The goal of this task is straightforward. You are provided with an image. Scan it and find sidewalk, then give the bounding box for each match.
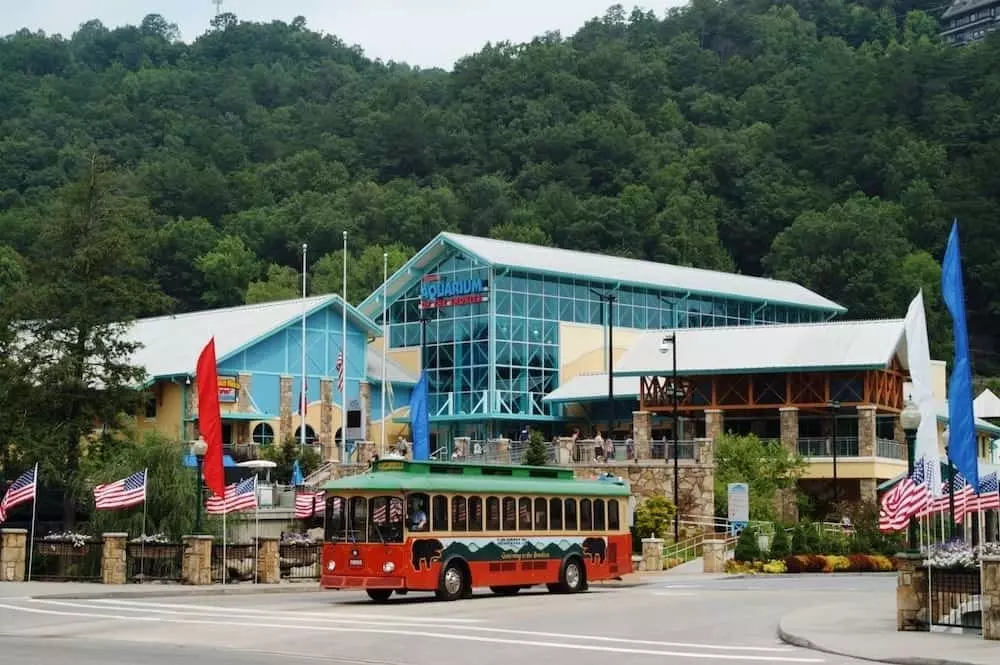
[0,581,321,600]
[778,592,998,665]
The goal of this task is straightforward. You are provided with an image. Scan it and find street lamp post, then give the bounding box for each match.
[659,333,680,544]
[942,429,957,540]
[191,437,208,534]
[899,399,922,551]
[591,290,618,448]
[829,400,840,507]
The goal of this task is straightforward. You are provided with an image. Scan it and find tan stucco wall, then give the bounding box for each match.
[801,458,907,480]
[136,380,184,440]
[558,322,642,383]
[930,360,947,401]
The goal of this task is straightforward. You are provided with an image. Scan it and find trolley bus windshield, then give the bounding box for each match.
[325,495,405,543]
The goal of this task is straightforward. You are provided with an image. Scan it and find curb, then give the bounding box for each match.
[777,618,983,665]
[32,584,323,601]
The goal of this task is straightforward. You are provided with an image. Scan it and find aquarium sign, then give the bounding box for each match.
[218,376,240,403]
[419,274,489,309]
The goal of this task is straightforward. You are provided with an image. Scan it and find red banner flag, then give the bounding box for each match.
[196,338,225,498]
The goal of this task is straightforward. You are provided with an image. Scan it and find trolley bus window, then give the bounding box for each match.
[407,493,429,531]
[469,497,484,531]
[348,496,368,542]
[518,497,532,530]
[486,497,500,530]
[432,495,449,531]
[502,497,517,530]
[534,498,548,530]
[324,496,345,541]
[594,499,606,530]
[580,499,593,531]
[608,499,620,530]
[565,498,578,531]
[549,498,563,530]
[368,496,404,543]
[452,496,468,531]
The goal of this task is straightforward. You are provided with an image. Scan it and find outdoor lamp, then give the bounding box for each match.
[900,400,921,431]
[192,438,208,458]
[659,333,675,355]
[192,438,208,533]
[658,332,680,544]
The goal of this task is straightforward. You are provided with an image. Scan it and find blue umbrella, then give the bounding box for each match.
[291,459,305,486]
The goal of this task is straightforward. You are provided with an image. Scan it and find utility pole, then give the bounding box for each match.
[213,0,224,16]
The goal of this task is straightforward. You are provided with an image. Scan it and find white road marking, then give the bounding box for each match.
[0,603,824,662]
[11,600,804,656]
[660,584,702,589]
[651,591,697,596]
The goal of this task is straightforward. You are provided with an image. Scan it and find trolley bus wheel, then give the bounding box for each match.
[557,557,585,594]
[490,585,520,596]
[366,589,393,603]
[436,562,467,601]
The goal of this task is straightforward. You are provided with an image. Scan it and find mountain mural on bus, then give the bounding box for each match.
[409,536,607,571]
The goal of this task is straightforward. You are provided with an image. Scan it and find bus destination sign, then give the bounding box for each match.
[419,275,489,309]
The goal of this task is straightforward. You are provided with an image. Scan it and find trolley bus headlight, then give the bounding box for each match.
[382,562,395,573]
[327,560,336,572]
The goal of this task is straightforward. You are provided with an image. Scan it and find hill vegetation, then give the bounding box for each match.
[1,1,999,377]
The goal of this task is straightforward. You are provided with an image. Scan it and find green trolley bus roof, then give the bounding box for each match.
[323,459,631,497]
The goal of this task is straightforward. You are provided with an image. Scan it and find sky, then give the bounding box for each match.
[1,0,670,70]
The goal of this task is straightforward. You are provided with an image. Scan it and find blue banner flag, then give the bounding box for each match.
[291,459,305,487]
[941,220,979,491]
[410,370,430,461]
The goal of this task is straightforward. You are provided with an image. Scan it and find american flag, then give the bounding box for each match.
[93,470,147,510]
[879,477,913,532]
[0,466,37,525]
[373,502,387,523]
[206,477,258,515]
[336,350,344,393]
[976,472,999,512]
[389,500,402,521]
[294,491,325,519]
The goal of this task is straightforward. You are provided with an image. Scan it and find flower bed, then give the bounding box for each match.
[924,540,1000,570]
[725,553,896,575]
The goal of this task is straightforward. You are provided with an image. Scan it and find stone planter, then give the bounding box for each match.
[39,541,92,557]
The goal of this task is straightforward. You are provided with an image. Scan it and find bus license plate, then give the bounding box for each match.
[349,559,363,567]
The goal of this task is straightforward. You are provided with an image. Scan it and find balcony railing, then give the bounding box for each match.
[876,438,907,460]
[797,437,860,458]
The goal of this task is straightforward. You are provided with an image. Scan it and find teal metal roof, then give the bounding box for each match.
[359,232,845,319]
[323,460,631,497]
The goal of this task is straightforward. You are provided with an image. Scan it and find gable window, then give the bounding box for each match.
[293,425,318,445]
[252,423,275,446]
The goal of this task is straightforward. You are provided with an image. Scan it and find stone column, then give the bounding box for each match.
[703,540,727,574]
[101,533,128,585]
[0,528,28,582]
[704,409,723,441]
[360,380,371,442]
[894,416,906,445]
[779,407,799,455]
[496,438,511,464]
[895,552,929,631]
[694,438,716,529]
[641,537,663,572]
[857,404,877,457]
[859,478,877,504]
[320,377,334,459]
[184,381,197,441]
[633,411,651,460]
[182,535,213,586]
[237,372,253,412]
[557,437,575,465]
[355,440,376,465]
[983,556,1000,641]
[256,537,280,584]
[279,375,294,442]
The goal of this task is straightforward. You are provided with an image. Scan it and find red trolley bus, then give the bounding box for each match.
[320,458,633,602]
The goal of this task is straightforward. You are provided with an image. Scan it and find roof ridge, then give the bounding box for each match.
[442,231,832,293]
[135,294,335,325]
[644,318,905,335]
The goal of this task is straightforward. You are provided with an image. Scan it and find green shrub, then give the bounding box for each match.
[804,521,822,553]
[790,524,809,554]
[769,525,791,559]
[521,429,548,466]
[734,526,762,562]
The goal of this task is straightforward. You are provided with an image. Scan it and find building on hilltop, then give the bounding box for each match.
[358,231,845,450]
[940,0,1000,45]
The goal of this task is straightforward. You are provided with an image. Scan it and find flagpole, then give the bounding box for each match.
[26,463,38,583]
[380,251,388,458]
[254,500,260,585]
[222,508,227,586]
[301,242,308,453]
[140,468,148,583]
[342,231,348,464]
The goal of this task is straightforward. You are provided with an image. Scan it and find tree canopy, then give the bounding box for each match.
[0,3,998,372]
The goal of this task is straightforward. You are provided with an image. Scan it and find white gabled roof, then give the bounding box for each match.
[128,295,380,380]
[543,373,640,403]
[442,232,845,312]
[974,389,1000,420]
[613,319,907,377]
[365,347,417,385]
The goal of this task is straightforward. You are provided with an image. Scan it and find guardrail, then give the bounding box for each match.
[876,438,907,460]
[797,437,860,458]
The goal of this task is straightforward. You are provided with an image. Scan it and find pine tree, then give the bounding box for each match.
[770,524,791,559]
[522,429,549,466]
[734,526,762,563]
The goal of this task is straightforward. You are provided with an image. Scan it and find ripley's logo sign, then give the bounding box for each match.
[419,275,489,309]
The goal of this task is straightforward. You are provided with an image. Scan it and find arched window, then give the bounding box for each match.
[293,425,318,445]
[252,423,275,446]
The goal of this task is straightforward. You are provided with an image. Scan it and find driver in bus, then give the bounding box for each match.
[411,500,428,531]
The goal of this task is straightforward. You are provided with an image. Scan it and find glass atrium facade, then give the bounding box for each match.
[381,247,834,435]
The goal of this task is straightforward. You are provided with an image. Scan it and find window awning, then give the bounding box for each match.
[182,454,239,468]
[185,412,277,422]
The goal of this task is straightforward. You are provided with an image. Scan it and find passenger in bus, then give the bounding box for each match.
[410,500,428,531]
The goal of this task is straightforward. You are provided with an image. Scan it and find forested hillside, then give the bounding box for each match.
[2,1,1000,372]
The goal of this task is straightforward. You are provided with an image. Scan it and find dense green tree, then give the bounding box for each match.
[246,264,301,304]
[714,433,806,522]
[521,429,549,466]
[196,236,262,307]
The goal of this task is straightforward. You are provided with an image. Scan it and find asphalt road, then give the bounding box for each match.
[0,574,894,664]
